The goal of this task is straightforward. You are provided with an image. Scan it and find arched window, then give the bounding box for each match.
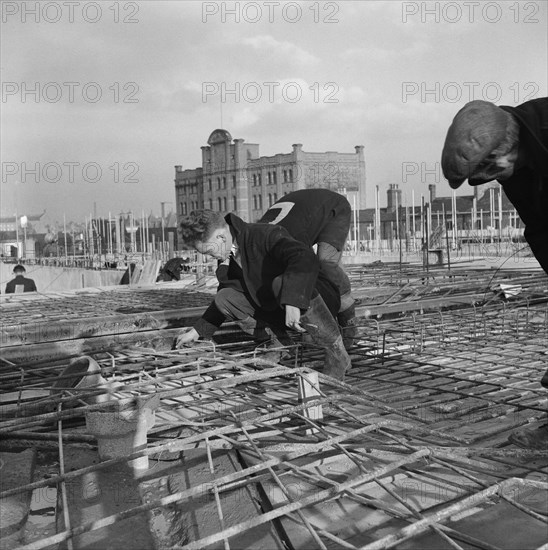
[217,197,222,211]
[233,196,237,211]
[223,197,227,210]
[273,171,277,185]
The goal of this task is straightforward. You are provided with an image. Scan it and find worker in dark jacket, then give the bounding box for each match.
[4,264,37,293]
[441,97,548,449]
[175,210,351,380]
[258,189,357,348]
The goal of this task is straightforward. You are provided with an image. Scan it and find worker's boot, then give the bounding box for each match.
[337,301,358,350]
[300,295,352,381]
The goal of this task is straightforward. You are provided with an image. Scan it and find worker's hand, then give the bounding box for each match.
[175,327,200,348]
[285,305,306,333]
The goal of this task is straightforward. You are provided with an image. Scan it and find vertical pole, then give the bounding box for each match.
[451,191,457,249]
[161,212,166,260]
[71,228,75,263]
[425,202,429,273]
[489,188,494,243]
[108,212,112,256]
[411,190,416,252]
[421,196,425,268]
[405,197,410,254]
[14,212,19,259]
[353,194,358,254]
[498,187,503,249]
[89,213,94,261]
[443,203,451,271]
[63,213,68,265]
[145,213,150,255]
[375,185,380,254]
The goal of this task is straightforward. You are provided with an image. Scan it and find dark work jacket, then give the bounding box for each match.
[499,97,548,274]
[194,214,323,338]
[5,275,37,293]
[258,188,351,249]
[226,213,320,311]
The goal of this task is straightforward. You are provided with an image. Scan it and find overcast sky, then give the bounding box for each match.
[1,0,546,222]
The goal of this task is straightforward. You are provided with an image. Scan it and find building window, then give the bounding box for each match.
[223,197,227,210]
[258,195,263,209]
[233,196,237,210]
[208,179,212,191]
[258,174,262,186]
[182,202,188,215]
[289,169,293,182]
[253,195,258,209]
[283,170,287,183]
[232,175,236,188]
[217,177,221,190]
[273,171,277,185]
[253,174,257,186]
[273,193,277,202]
[268,172,272,185]
[268,193,272,207]
[222,177,226,189]
[218,197,222,211]
[208,199,213,210]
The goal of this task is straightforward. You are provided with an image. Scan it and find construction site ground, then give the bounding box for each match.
[1,261,547,550]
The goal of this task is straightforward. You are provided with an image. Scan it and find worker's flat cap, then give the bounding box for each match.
[441,100,510,189]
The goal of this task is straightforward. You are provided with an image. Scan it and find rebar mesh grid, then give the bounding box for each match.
[1,333,546,550]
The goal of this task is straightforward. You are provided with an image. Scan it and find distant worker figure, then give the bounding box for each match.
[5,264,37,294]
[43,232,63,258]
[259,189,358,348]
[441,97,548,449]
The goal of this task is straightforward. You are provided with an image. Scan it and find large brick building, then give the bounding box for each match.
[175,129,366,223]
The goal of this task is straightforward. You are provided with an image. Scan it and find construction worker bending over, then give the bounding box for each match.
[259,189,358,348]
[441,97,548,449]
[175,210,352,381]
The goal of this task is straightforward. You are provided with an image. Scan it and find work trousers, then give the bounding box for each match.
[317,242,353,311]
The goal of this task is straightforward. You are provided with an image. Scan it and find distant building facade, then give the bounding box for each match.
[175,129,366,223]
